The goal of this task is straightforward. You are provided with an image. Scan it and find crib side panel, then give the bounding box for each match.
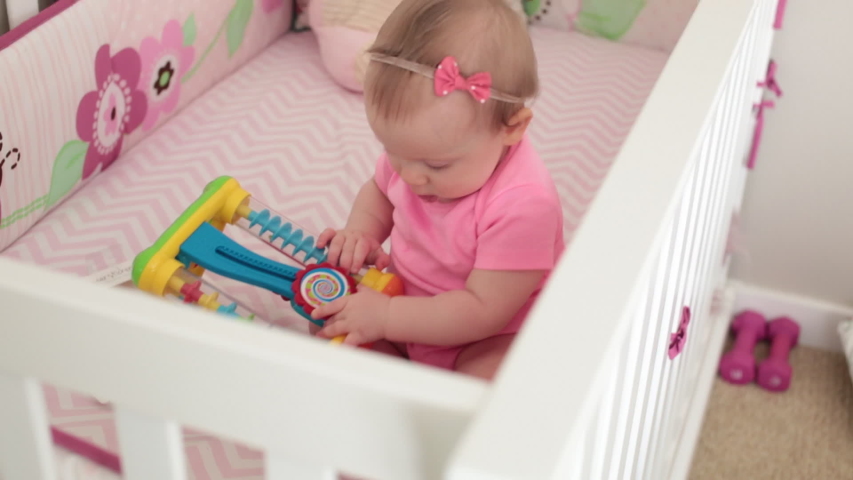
[446,0,777,477]
[0,0,292,251]
[654,1,781,476]
[0,256,487,480]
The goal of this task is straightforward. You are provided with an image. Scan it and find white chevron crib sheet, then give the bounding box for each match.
[2,27,667,480]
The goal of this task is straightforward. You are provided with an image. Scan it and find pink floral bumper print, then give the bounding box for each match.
[44,45,149,210]
[139,20,196,131]
[0,131,22,225]
[76,45,148,180]
[262,0,283,13]
[36,0,264,220]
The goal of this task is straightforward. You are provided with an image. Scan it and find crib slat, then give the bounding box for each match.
[5,0,40,29]
[265,453,337,480]
[115,407,186,480]
[0,372,56,480]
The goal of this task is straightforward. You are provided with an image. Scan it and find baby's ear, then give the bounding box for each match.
[502,107,533,145]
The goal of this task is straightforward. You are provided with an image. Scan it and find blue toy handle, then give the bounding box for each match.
[177,222,300,299]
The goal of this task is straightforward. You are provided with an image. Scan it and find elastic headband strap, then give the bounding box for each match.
[370,54,525,104]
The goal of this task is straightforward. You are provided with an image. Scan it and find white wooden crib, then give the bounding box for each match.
[0,0,780,477]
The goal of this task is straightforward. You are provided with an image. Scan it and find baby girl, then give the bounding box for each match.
[311,0,564,380]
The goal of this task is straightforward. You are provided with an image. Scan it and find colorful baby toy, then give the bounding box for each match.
[131,176,404,346]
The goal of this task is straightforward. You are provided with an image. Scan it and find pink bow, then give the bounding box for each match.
[668,306,691,360]
[758,60,783,98]
[433,56,492,103]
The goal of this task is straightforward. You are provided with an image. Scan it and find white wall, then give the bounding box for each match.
[731,0,853,306]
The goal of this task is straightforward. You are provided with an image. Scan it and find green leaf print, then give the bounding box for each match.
[523,0,541,17]
[0,196,47,229]
[226,0,254,57]
[576,0,646,41]
[45,140,87,209]
[183,14,197,46]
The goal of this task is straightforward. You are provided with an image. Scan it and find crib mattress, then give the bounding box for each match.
[4,28,667,479]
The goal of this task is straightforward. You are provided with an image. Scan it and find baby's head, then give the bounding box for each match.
[364,0,539,201]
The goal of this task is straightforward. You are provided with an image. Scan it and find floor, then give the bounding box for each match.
[689,344,853,479]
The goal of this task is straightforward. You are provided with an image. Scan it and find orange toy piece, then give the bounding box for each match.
[359,268,405,297]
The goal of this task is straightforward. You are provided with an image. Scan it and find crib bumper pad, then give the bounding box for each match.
[523,0,700,53]
[0,0,293,251]
[301,0,699,93]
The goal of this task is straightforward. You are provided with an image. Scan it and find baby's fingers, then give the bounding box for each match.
[326,233,346,266]
[317,319,347,339]
[311,296,347,320]
[368,248,391,271]
[338,237,359,271]
[316,228,337,248]
[349,239,372,274]
[342,331,366,346]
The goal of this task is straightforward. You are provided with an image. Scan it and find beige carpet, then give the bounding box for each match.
[689,344,853,479]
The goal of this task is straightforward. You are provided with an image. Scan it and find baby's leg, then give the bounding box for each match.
[454,334,516,381]
[370,340,409,358]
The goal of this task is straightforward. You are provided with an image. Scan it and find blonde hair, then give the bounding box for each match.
[364,0,539,131]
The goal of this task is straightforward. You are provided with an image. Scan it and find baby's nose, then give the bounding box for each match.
[399,166,427,186]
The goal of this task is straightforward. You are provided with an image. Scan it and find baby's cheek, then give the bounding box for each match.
[456,167,493,193]
[441,176,477,198]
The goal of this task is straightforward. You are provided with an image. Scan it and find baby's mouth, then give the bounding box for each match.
[418,194,438,203]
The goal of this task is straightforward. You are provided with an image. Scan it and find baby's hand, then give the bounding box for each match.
[317,228,390,274]
[312,288,391,346]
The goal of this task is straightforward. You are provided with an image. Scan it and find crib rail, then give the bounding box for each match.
[447,0,778,478]
[0,257,487,480]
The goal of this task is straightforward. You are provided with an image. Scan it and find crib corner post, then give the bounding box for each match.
[0,371,56,480]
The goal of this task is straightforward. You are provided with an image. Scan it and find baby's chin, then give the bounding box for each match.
[414,185,479,203]
[418,193,468,204]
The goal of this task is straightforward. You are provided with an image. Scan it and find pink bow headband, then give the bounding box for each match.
[370,55,524,104]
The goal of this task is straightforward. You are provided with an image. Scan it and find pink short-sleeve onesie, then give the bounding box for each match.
[373,135,565,370]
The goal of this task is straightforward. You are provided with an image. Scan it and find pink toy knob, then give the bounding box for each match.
[719,310,766,385]
[756,316,799,392]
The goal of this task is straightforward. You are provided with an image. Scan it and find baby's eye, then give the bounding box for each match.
[425,162,450,171]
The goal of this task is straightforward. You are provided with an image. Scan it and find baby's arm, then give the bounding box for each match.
[344,178,394,242]
[314,182,563,347]
[318,177,394,272]
[386,185,561,345]
[385,269,546,346]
